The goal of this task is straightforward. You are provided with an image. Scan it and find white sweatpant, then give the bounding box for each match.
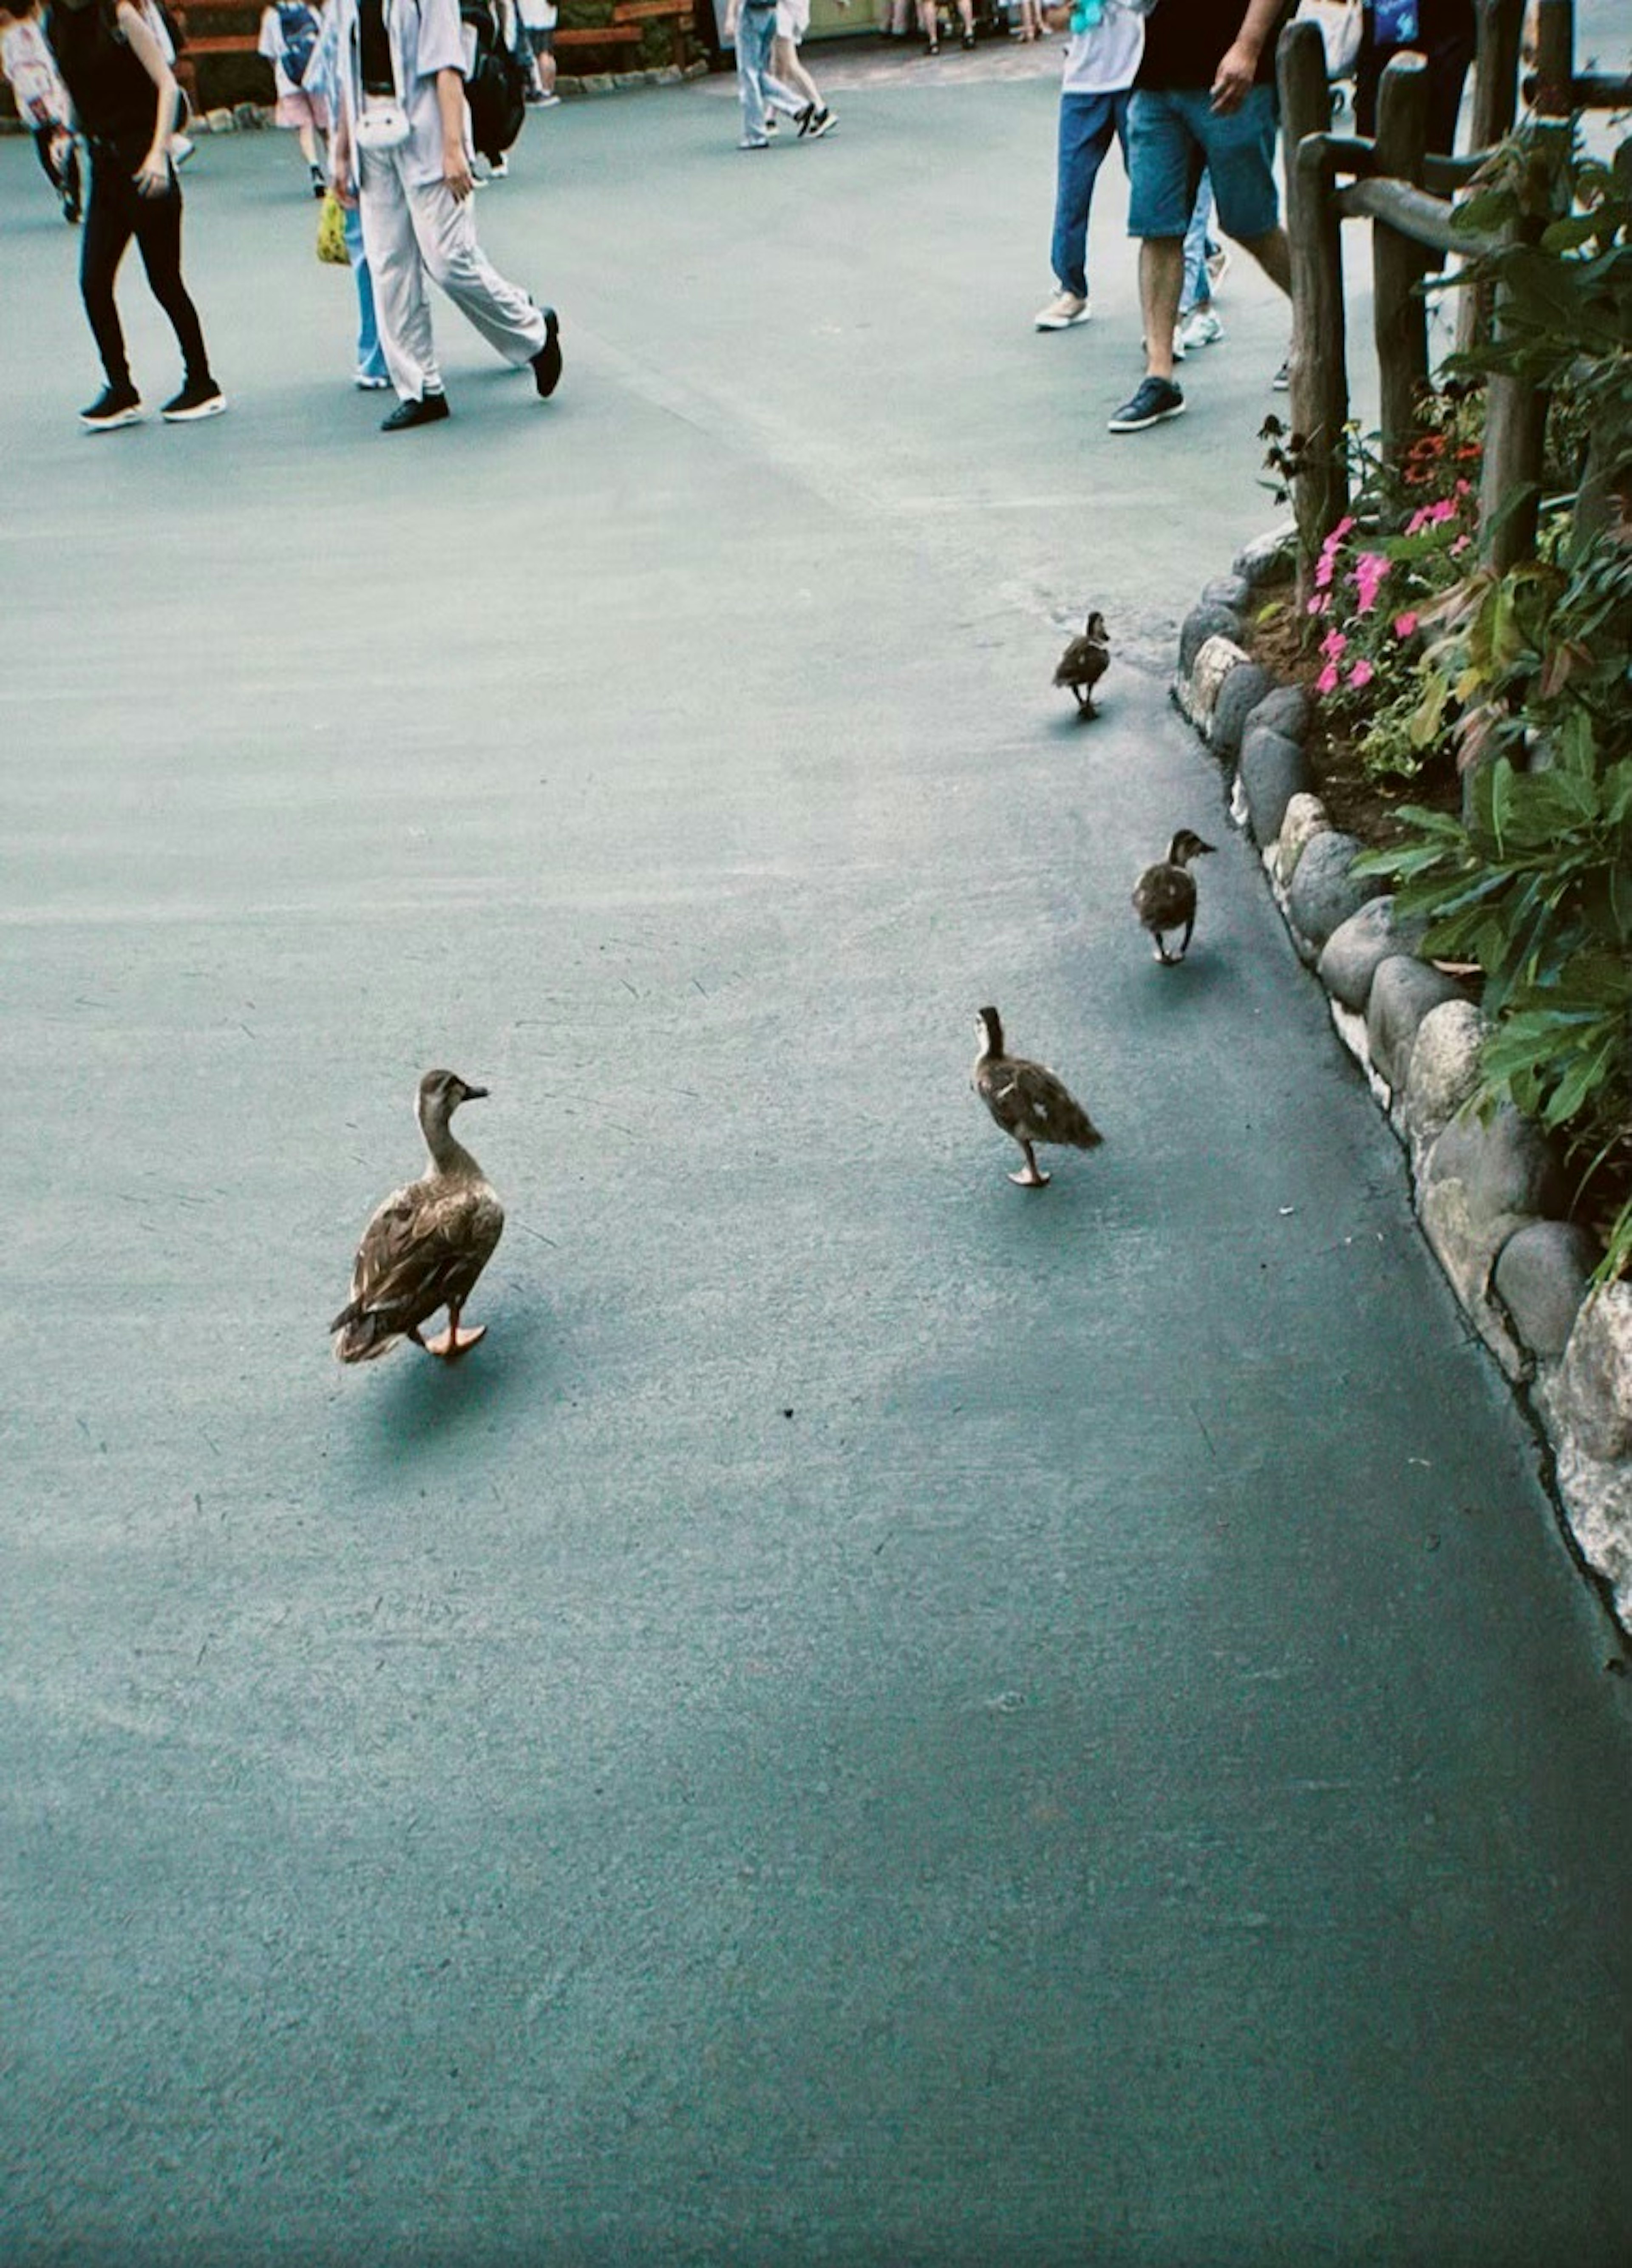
[358,139,547,402]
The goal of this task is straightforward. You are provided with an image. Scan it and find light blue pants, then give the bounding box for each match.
[1180,172,1218,317]
[343,197,389,383]
[734,3,802,141]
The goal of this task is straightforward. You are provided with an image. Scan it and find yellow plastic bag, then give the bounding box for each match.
[316,192,348,266]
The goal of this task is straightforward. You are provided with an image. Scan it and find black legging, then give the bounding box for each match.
[80,143,212,391]
[1354,0,1476,156]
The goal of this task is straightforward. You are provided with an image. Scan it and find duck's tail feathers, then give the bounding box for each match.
[330,1303,402,1363]
[1060,1099,1104,1150]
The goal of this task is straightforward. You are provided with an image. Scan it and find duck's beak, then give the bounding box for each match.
[460,1082,490,1102]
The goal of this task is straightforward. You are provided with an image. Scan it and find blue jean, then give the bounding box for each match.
[733,3,802,141]
[343,197,388,382]
[1049,87,1129,300]
[1180,170,1217,315]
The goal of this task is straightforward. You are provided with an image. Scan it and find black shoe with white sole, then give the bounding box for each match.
[80,383,143,431]
[1107,375,1185,433]
[380,391,450,431]
[530,306,562,399]
[162,379,227,422]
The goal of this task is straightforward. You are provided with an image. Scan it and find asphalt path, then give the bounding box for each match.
[3,52,1631,2266]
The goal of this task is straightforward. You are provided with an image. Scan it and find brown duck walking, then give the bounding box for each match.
[331,1069,505,1363]
[972,1006,1103,1188]
[1132,829,1216,964]
[1053,609,1110,718]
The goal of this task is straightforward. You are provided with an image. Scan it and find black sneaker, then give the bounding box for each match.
[380,391,450,431]
[530,306,562,400]
[1272,357,1291,391]
[807,105,835,136]
[80,383,142,431]
[1107,375,1185,433]
[162,379,227,421]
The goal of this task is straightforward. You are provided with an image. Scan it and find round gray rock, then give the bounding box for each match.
[1244,684,1311,745]
[1402,998,1485,1146]
[1180,602,1243,678]
[1201,573,1253,613]
[1210,662,1273,760]
[1493,1219,1600,1360]
[1425,1101,1567,1224]
[1238,724,1311,845]
[1232,523,1297,589]
[1317,896,1404,1012]
[1552,1284,1632,1463]
[1366,955,1467,1089]
[1286,830,1383,956]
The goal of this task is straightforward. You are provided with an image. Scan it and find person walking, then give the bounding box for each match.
[1355,0,1473,154]
[0,0,81,220]
[1108,0,1292,433]
[767,0,839,139]
[327,0,561,430]
[258,0,330,197]
[1031,0,1142,334]
[722,0,805,150]
[43,0,224,429]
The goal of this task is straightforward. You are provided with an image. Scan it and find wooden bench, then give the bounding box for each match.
[555,0,694,67]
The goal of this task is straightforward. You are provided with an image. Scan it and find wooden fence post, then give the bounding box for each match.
[1477,0,1571,573]
[1372,55,1431,471]
[1280,18,1349,607]
[1456,0,1525,355]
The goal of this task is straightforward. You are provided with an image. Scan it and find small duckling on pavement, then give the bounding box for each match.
[1132,829,1216,964]
[331,1069,506,1363]
[1053,609,1110,719]
[972,1006,1104,1188]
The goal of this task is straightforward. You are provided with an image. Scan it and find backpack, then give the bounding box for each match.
[459,0,527,159]
[276,0,317,85]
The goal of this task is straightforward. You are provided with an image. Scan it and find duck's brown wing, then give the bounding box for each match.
[980,1057,1102,1150]
[332,1179,504,1343]
[1132,865,1196,930]
[1054,637,1108,690]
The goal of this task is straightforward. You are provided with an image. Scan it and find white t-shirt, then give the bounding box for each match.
[1060,0,1142,94]
[259,1,323,98]
[0,17,70,125]
[516,0,556,29]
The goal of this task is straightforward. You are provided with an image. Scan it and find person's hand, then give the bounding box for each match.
[133,148,170,195]
[1210,37,1257,111]
[443,141,473,198]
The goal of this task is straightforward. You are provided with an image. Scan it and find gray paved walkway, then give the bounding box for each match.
[3,59,1631,2268]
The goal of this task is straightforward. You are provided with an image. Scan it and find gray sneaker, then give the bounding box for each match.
[1108,376,1185,433]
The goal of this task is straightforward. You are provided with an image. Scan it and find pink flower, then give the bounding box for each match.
[1406,506,1431,536]
[1451,534,1470,555]
[1315,554,1335,589]
[1320,629,1348,660]
[1332,516,1356,540]
[1454,478,1473,497]
[1394,610,1418,638]
[1306,592,1331,615]
[1316,662,1340,694]
[1430,498,1457,525]
[1349,659,1374,689]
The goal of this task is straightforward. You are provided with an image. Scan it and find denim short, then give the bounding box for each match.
[1127,83,1280,242]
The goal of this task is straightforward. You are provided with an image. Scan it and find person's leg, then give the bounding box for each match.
[1179,169,1212,316]
[734,9,767,136]
[128,176,215,386]
[955,0,973,37]
[78,158,138,389]
[408,175,548,367]
[1049,89,1120,301]
[33,125,60,187]
[343,197,390,382]
[1125,89,1197,383]
[773,32,820,106]
[918,0,938,51]
[360,144,441,398]
[1196,83,1285,287]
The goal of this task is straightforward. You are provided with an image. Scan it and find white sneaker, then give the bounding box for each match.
[1177,305,1224,353]
[1034,289,1089,330]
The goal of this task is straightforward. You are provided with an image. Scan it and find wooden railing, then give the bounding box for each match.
[1278,0,1632,597]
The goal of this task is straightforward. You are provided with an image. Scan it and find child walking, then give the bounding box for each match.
[0,0,80,219]
[258,0,329,195]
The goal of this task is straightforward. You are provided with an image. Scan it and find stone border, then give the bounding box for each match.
[1175,527,1632,1634]
[177,60,708,134]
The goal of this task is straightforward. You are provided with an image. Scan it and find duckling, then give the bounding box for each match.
[972,1006,1103,1188]
[1132,829,1216,964]
[1053,609,1110,718]
[330,1069,505,1363]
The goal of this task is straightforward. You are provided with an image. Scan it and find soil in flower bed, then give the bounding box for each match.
[1247,598,1462,851]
